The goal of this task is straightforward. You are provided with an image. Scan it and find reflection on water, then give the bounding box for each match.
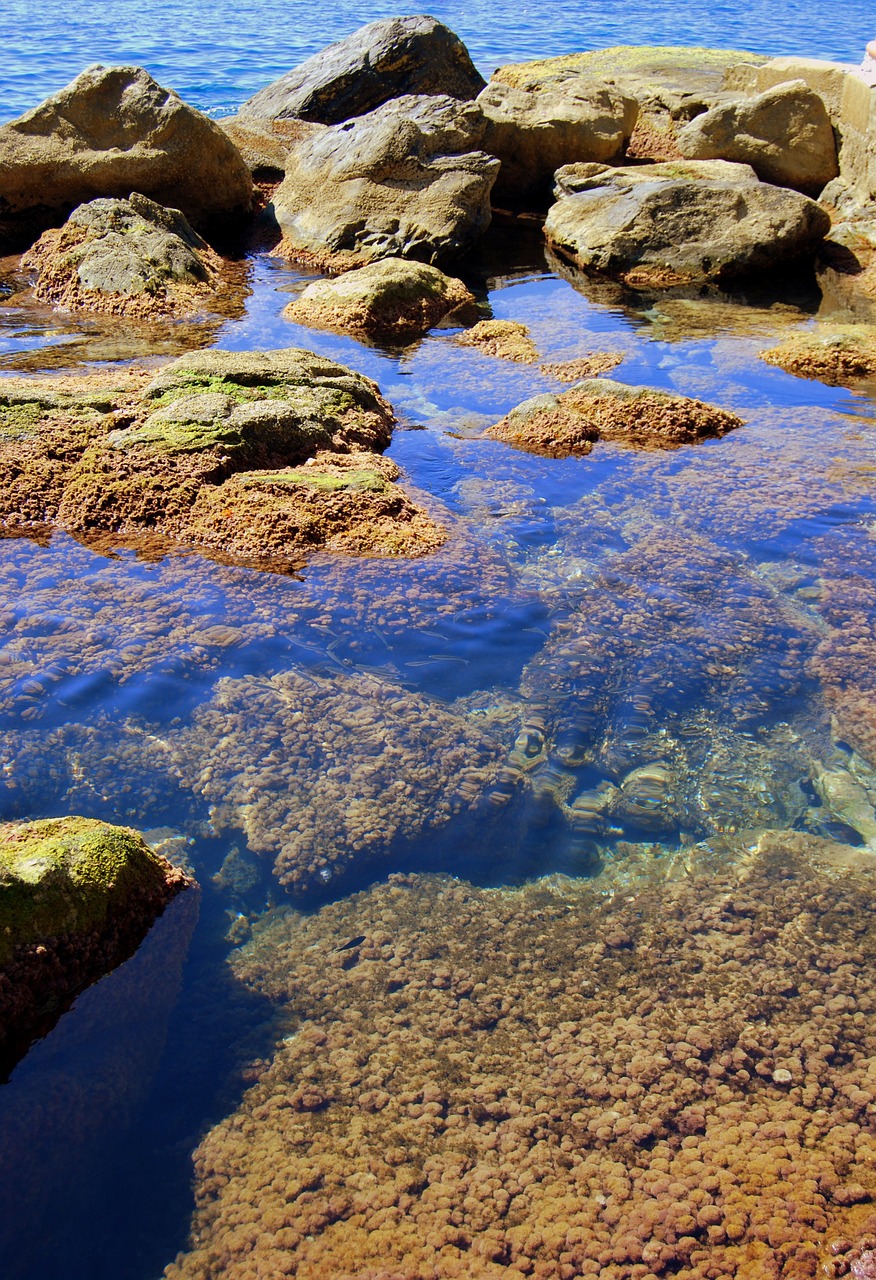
[4,24,876,1273]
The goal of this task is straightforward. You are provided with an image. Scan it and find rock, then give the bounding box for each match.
[20,193,236,319]
[0,65,252,240]
[271,95,499,269]
[552,157,755,199]
[476,80,637,200]
[0,351,445,567]
[455,319,539,362]
[676,81,839,194]
[760,324,876,385]
[0,815,193,1073]
[544,160,831,286]
[540,353,625,381]
[283,257,475,338]
[486,378,744,457]
[219,116,322,174]
[239,16,485,125]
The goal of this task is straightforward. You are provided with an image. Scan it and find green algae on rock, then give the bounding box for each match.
[486,378,744,457]
[0,815,193,1074]
[163,835,876,1280]
[21,193,243,320]
[283,257,476,339]
[0,349,446,567]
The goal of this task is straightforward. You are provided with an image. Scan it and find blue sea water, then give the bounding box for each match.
[1,2,876,1278]
[2,0,874,119]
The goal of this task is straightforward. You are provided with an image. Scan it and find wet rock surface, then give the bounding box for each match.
[0,815,192,1075]
[0,348,444,566]
[456,318,539,363]
[271,94,499,270]
[545,159,832,286]
[239,16,485,126]
[0,65,252,243]
[164,839,876,1280]
[283,257,475,338]
[20,193,236,319]
[760,324,876,385]
[486,378,744,457]
[676,80,840,195]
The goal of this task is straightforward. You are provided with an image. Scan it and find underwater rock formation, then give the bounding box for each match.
[486,378,744,457]
[21,193,239,319]
[168,666,516,893]
[164,835,876,1280]
[0,65,251,244]
[0,349,445,567]
[539,353,625,381]
[283,257,475,339]
[0,815,193,1074]
[455,319,539,363]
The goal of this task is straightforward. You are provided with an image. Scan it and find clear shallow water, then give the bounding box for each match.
[2,4,876,1278]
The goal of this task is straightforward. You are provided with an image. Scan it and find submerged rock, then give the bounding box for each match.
[0,65,252,241]
[164,840,876,1280]
[169,667,514,892]
[676,80,839,195]
[271,95,499,269]
[544,159,831,286]
[0,349,445,567]
[0,815,192,1074]
[283,257,475,338]
[21,193,237,319]
[486,378,744,457]
[760,324,876,385]
[239,16,485,125]
[477,78,637,200]
[456,318,539,362]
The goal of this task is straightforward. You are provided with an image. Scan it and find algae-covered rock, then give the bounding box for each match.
[676,80,839,195]
[239,16,485,125]
[0,65,251,242]
[760,324,876,386]
[283,257,476,338]
[455,318,539,362]
[0,815,192,1073]
[0,351,445,568]
[544,159,831,286]
[486,378,744,457]
[271,95,499,269]
[21,193,237,319]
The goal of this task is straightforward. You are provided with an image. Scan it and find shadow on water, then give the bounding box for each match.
[0,878,279,1280]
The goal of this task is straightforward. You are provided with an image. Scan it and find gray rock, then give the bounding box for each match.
[240,15,486,125]
[544,159,831,284]
[477,79,638,200]
[676,80,839,194]
[0,65,252,233]
[271,95,499,268]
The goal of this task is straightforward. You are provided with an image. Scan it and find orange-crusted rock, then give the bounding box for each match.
[486,377,743,457]
[760,324,876,386]
[456,318,539,362]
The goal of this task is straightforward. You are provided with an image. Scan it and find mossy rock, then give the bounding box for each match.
[0,816,180,966]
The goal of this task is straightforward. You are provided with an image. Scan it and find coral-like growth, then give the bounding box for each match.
[456,319,539,363]
[165,835,876,1280]
[539,352,624,382]
[760,325,876,387]
[487,378,743,457]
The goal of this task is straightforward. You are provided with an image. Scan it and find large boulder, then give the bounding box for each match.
[544,159,831,286]
[21,193,235,319]
[0,816,192,1074]
[0,350,445,566]
[477,79,638,200]
[283,257,476,338]
[676,80,839,194]
[0,65,252,240]
[271,95,499,268]
[239,15,486,125]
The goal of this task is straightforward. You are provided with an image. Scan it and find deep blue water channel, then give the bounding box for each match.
[2,5,876,1279]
